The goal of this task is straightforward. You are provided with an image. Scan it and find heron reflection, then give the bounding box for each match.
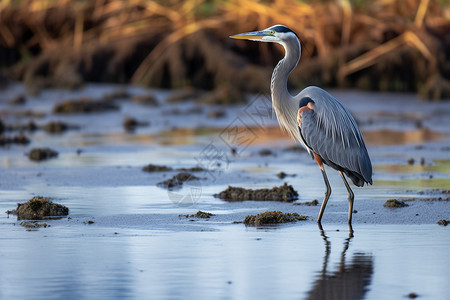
[306,228,373,300]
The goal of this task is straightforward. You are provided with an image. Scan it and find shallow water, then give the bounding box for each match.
[0,83,449,299]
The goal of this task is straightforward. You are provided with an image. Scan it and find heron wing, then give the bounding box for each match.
[298,87,372,185]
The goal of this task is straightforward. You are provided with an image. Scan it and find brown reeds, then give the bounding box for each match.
[0,0,449,99]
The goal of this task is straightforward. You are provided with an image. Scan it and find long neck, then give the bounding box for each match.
[270,37,302,141]
[270,37,300,108]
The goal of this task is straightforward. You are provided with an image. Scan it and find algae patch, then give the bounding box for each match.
[7,196,69,220]
[383,199,409,208]
[244,211,308,226]
[179,211,216,219]
[214,183,298,202]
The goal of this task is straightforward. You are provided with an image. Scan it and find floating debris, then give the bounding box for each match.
[294,199,319,206]
[7,196,69,220]
[214,183,298,202]
[28,148,58,161]
[244,211,307,226]
[142,164,173,172]
[0,133,30,146]
[53,98,119,114]
[157,172,201,189]
[383,199,409,208]
[437,220,449,226]
[179,211,216,219]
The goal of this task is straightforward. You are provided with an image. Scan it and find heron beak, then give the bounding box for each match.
[229,30,267,40]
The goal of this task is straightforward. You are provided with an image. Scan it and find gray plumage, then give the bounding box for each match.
[230,24,373,225]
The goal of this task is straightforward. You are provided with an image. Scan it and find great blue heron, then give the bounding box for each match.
[230,25,372,225]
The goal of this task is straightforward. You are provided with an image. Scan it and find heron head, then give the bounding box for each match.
[230,25,298,43]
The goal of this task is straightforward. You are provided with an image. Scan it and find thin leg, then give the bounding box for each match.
[317,168,331,224]
[314,153,331,224]
[339,171,354,225]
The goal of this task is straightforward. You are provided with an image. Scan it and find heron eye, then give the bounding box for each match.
[270,30,275,35]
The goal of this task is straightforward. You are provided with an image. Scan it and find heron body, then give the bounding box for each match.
[231,25,372,225]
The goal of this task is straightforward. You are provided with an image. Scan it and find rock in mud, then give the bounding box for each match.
[177,166,206,172]
[244,211,307,226]
[437,219,449,226]
[28,148,58,161]
[142,164,173,172]
[52,97,119,114]
[179,211,216,219]
[383,199,409,208]
[214,183,299,202]
[157,172,201,189]
[8,196,69,220]
[20,221,49,229]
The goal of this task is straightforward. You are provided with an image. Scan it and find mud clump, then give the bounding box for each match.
[214,183,299,202]
[41,121,78,133]
[52,98,119,114]
[277,172,296,179]
[258,149,275,156]
[244,211,308,226]
[8,196,69,220]
[0,133,30,146]
[179,211,216,219]
[123,117,149,131]
[28,148,58,161]
[142,164,173,172]
[157,172,201,189]
[437,219,449,226]
[383,199,409,208]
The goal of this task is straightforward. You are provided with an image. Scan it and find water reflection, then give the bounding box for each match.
[307,228,373,300]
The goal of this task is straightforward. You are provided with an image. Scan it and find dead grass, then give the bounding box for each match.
[0,0,449,99]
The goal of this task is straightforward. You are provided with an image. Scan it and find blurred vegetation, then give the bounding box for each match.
[0,0,449,99]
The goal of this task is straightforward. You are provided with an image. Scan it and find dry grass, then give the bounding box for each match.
[0,0,449,99]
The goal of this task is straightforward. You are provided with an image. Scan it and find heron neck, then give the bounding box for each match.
[270,38,300,109]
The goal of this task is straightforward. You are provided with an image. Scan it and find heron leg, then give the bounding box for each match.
[339,171,354,224]
[314,153,331,224]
